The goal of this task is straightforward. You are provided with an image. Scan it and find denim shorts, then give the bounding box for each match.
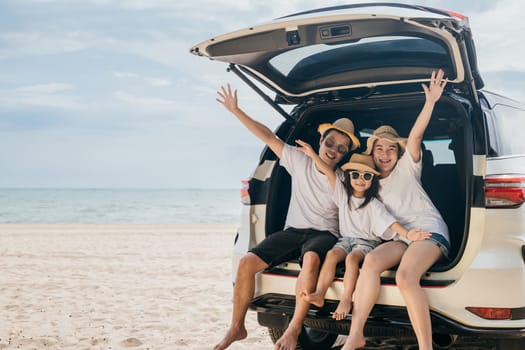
[397,232,451,260]
[334,236,382,256]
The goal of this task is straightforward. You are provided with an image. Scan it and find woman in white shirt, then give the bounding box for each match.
[344,70,450,350]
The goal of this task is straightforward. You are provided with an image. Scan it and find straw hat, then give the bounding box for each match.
[341,153,379,175]
[317,118,360,151]
[364,125,407,155]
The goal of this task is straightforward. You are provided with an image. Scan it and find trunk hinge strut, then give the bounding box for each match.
[228,64,294,121]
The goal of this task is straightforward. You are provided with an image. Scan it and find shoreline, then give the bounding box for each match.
[0,223,240,237]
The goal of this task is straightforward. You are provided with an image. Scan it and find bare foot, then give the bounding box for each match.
[332,297,352,320]
[274,326,300,350]
[213,326,247,350]
[300,290,325,308]
[341,333,366,350]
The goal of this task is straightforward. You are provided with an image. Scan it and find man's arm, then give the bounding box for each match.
[406,69,447,162]
[217,84,284,158]
[295,139,337,189]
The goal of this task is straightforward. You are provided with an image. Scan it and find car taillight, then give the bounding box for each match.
[466,307,512,320]
[240,179,250,205]
[485,175,525,208]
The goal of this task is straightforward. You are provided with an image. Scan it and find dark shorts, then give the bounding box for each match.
[249,227,338,267]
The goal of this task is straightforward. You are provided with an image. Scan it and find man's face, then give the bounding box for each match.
[372,138,399,175]
[318,130,351,169]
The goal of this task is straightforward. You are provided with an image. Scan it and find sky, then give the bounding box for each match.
[1,0,524,189]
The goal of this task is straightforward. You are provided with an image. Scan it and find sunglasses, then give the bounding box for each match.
[323,137,349,155]
[349,171,374,181]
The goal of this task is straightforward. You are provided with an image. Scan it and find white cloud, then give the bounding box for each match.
[113,71,171,87]
[17,83,74,94]
[147,78,171,87]
[112,91,177,110]
[469,0,525,72]
[113,71,138,78]
[0,83,80,109]
[0,31,96,58]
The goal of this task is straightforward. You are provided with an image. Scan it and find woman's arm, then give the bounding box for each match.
[217,84,284,158]
[295,139,337,189]
[406,69,447,162]
[390,222,432,241]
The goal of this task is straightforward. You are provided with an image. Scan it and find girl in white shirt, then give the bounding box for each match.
[296,142,430,322]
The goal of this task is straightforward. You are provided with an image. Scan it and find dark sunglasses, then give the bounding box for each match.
[324,137,349,155]
[349,171,374,181]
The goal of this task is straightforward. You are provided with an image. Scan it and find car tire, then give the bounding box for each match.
[268,326,338,350]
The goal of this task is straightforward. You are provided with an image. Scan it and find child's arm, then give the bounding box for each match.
[390,222,432,241]
[295,139,337,189]
[406,69,447,163]
[217,84,284,158]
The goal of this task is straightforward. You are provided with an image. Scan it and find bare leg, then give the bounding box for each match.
[342,242,406,350]
[395,240,442,350]
[214,252,268,350]
[275,251,321,350]
[333,250,364,320]
[301,248,346,308]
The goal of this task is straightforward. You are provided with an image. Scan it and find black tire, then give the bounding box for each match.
[268,326,338,350]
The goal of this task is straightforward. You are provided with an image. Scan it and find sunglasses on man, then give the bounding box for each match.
[323,137,349,155]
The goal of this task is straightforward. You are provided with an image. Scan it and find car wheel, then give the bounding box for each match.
[268,326,338,350]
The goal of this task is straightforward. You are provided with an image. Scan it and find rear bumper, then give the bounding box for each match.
[251,293,525,339]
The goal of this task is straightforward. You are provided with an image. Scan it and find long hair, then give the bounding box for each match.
[343,170,380,210]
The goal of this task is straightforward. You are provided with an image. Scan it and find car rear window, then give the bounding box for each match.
[268,36,449,79]
[487,104,525,156]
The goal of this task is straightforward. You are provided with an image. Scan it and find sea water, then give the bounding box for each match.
[0,188,241,224]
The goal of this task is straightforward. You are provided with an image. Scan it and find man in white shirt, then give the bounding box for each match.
[214,84,360,350]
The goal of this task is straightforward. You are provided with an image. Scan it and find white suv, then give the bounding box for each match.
[191,3,525,349]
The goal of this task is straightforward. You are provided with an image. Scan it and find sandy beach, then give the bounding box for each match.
[1,224,494,350]
[0,224,273,350]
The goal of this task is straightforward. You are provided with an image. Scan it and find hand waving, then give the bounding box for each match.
[295,139,316,159]
[216,84,238,113]
[422,69,447,104]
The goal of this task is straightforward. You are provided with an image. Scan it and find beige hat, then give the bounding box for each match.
[318,118,360,151]
[341,153,379,175]
[364,125,407,155]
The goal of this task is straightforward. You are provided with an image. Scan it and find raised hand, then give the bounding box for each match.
[295,139,316,158]
[422,69,447,104]
[216,84,239,113]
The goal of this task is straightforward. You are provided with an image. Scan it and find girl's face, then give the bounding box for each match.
[372,138,399,176]
[348,170,374,197]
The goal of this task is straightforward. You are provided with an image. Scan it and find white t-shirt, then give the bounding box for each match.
[280,144,340,236]
[379,151,450,242]
[334,180,397,241]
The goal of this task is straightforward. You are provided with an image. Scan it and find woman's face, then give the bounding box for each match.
[372,138,399,176]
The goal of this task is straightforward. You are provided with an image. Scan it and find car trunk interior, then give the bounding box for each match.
[264,93,471,272]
